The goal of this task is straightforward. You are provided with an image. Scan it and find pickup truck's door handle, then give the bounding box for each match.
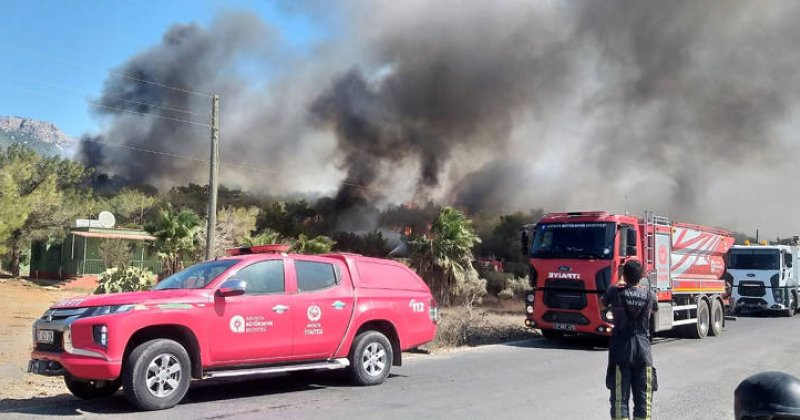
[332,300,346,310]
[272,305,289,314]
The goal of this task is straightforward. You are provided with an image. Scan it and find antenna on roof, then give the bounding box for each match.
[624,195,629,216]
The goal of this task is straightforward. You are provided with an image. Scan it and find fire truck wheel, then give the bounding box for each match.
[687,299,710,339]
[64,375,121,400]
[541,329,564,340]
[348,331,393,386]
[709,299,723,336]
[123,339,192,411]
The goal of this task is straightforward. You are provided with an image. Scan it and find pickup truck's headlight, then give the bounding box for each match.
[86,305,139,317]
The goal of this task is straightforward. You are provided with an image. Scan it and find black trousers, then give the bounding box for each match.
[606,363,655,420]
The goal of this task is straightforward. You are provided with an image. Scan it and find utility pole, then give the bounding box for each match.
[205,94,220,260]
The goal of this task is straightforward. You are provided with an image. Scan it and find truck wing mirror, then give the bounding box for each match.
[626,228,638,257]
[618,227,628,257]
[216,279,247,298]
[521,230,530,255]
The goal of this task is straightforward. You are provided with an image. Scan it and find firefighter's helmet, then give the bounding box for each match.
[735,371,800,419]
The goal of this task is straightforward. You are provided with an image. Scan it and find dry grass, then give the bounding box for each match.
[429,305,534,349]
[0,278,92,401]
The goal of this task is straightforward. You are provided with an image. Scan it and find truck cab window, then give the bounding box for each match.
[296,261,338,292]
[235,260,285,295]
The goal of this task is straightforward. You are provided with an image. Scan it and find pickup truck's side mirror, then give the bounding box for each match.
[216,279,247,298]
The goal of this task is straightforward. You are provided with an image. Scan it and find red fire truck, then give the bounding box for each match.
[521,211,733,339]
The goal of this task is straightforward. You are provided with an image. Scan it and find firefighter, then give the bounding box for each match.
[734,371,800,419]
[600,259,658,420]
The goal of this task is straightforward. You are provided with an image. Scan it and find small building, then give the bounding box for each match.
[30,227,162,280]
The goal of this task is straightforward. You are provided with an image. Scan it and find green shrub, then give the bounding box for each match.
[506,276,529,298]
[483,271,529,298]
[504,261,530,278]
[497,288,515,299]
[484,271,513,295]
[94,266,156,294]
[98,239,133,269]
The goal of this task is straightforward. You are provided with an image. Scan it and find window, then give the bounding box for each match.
[531,223,616,260]
[296,261,337,292]
[154,259,239,290]
[235,260,285,295]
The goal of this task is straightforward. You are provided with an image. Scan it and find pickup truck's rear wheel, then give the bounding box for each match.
[349,331,392,386]
[123,339,191,410]
[64,375,120,400]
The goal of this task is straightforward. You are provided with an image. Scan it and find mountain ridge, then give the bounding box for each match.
[0,115,73,156]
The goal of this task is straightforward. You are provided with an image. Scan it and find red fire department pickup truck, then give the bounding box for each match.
[28,245,438,410]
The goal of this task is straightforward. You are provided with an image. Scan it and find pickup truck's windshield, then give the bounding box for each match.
[153,260,239,290]
[531,222,615,260]
[728,250,780,270]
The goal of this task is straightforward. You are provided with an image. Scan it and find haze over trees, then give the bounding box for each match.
[0,144,550,304]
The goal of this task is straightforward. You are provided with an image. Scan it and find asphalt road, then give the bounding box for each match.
[3,315,800,420]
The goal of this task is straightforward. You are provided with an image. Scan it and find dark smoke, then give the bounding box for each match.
[80,1,800,236]
[79,12,278,191]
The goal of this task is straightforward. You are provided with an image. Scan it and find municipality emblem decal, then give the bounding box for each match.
[307,305,322,322]
[229,315,245,333]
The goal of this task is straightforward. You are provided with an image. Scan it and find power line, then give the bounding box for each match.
[0,44,214,98]
[89,102,211,128]
[76,136,428,199]
[219,160,427,198]
[79,136,208,163]
[0,75,206,117]
[0,83,211,129]
[103,95,207,117]
[109,71,214,98]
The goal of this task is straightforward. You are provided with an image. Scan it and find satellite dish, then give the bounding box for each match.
[98,211,116,228]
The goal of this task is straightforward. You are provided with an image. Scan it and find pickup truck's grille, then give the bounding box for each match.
[543,279,587,310]
[40,308,89,322]
[738,281,766,297]
[34,331,64,353]
[542,310,590,325]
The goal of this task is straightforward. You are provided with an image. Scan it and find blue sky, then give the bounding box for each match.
[0,0,328,138]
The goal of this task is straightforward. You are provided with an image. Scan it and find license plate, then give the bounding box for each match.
[553,322,576,331]
[36,330,54,344]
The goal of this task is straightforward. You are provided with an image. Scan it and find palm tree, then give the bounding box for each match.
[409,207,485,306]
[290,234,336,254]
[146,205,201,277]
[240,229,285,247]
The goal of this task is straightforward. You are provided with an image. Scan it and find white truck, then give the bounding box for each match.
[729,243,800,317]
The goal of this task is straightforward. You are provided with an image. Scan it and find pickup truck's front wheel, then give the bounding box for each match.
[123,339,191,411]
[64,375,120,400]
[349,331,393,386]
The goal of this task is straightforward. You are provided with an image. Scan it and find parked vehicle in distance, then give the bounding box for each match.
[28,245,438,410]
[521,211,734,339]
[729,243,800,316]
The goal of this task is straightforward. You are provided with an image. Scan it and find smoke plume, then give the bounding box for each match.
[80,1,800,237]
